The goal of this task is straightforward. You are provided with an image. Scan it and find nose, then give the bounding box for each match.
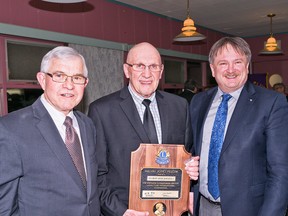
[227,63,235,72]
[63,76,74,89]
[142,66,152,77]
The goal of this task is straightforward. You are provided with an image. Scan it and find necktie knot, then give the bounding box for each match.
[64,116,75,142]
[222,94,232,103]
[142,99,151,107]
[64,116,73,127]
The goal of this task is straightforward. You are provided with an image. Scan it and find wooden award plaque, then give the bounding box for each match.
[129,144,191,216]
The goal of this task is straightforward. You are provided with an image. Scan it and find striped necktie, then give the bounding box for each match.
[64,116,86,188]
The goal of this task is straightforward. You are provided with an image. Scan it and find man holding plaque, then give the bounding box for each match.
[88,42,199,216]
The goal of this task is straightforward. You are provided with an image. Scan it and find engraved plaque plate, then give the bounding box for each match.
[141,168,182,199]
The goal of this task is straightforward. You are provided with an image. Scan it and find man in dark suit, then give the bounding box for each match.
[179,79,199,103]
[188,37,288,215]
[88,42,199,216]
[0,46,102,215]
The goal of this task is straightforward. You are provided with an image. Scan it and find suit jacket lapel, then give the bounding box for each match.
[197,89,217,155]
[119,87,150,143]
[32,99,86,192]
[221,82,256,154]
[75,113,92,198]
[156,91,168,143]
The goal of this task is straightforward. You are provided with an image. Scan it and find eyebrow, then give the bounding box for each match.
[53,71,85,76]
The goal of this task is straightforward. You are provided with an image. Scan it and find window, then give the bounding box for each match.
[159,58,186,95]
[163,59,185,84]
[0,36,62,116]
[7,88,43,112]
[7,40,56,81]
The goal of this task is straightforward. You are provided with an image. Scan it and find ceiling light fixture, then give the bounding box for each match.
[41,0,86,3]
[173,0,206,42]
[259,13,283,55]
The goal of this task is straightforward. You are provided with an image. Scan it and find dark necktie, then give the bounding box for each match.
[208,94,232,199]
[64,116,86,188]
[142,99,158,143]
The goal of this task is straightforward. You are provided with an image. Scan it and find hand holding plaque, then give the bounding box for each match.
[184,156,200,181]
[129,144,191,216]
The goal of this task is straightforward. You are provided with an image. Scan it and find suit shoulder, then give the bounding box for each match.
[191,89,212,101]
[253,84,275,94]
[257,86,288,105]
[248,84,285,100]
[193,90,206,98]
[0,106,33,126]
[74,110,95,127]
[157,90,187,104]
[74,110,90,120]
[89,89,122,108]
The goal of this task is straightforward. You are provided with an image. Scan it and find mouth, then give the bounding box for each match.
[140,80,153,85]
[61,93,74,97]
[225,73,238,79]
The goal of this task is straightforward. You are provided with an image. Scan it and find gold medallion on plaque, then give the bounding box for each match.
[153,202,166,216]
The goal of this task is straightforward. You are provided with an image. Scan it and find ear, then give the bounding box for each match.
[159,64,164,79]
[123,64,130,79]
[37,72,46,91]
[84,78,89,87]
[246,62,250,73]
[210,64,216,77]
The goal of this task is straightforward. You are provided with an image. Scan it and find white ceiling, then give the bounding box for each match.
[112,0,288,38]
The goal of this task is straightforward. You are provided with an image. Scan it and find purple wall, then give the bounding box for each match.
[0,0,287,86]
[0,0,225,54]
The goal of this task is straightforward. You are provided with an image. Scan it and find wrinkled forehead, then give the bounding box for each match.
[212,44,248,64]
[127,44,162,64]
[217,43,245,56]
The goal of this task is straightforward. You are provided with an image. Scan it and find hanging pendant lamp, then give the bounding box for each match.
[173,0,206,42]
[259,13,283,55]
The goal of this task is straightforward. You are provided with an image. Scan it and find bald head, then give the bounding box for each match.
[127,42,162,65]
[123,42,163,98]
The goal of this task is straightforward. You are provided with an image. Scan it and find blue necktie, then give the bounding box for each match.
[208,94,231,199]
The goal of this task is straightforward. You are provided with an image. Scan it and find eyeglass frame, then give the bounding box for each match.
[45,72,87,85]
[125,63,163,72]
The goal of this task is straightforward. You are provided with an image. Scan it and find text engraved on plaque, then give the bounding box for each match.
[140,168,182,199]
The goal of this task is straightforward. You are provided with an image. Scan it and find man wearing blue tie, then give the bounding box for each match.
[188,37,288,216]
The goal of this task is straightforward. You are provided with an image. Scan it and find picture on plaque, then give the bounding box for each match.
[153,202,166,216]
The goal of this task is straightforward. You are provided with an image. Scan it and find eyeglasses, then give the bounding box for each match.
[126,63,163,72]
[46,72,87,85]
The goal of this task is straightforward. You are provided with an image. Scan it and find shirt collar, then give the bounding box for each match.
[40,94,75,127]
[128,84,156,103]
[217,86,243,101]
